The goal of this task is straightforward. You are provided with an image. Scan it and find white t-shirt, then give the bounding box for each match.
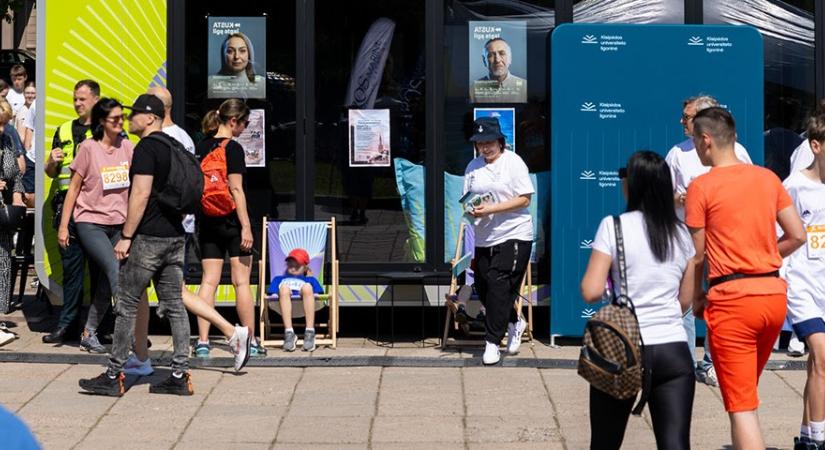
[23,100,35,162]
[463,151,534,247]
[591,212,693,345]
[665,139,752,220]
[163,124,196,154]
[6,89,24,115]
[783,170,825,324]
[163,123,196,233]
[790,139,815,174]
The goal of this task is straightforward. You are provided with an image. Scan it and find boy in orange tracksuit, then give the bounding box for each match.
[685,107,806,449]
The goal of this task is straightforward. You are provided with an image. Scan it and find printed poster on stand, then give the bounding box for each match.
[233,109,265,167]
[468,21,527,103]
[348,109,391,167]
[207,16,267,99]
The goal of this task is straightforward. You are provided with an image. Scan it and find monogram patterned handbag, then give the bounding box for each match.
[578,215,647,412]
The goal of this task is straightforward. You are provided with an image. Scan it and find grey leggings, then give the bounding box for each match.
[76,222,122,334]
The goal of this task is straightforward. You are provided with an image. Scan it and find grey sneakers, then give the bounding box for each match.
[80,331,106,354]
[283,330,297,352]
[303,330,316,352]
[283,329,316,352]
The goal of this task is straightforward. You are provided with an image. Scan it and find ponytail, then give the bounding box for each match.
[201,99,250,136]
[201,110,220,136]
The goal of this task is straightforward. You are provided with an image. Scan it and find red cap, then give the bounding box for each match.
[286,248,310,266]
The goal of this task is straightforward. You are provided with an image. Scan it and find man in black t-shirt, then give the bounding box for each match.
[79,94,193,397]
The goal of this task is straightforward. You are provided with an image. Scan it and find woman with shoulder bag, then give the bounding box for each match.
[580,151,699,450]
[0,101,26,345]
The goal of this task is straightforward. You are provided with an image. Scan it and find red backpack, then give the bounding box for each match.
[200,138,236,217]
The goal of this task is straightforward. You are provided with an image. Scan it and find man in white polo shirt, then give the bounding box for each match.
[665,94,753,387]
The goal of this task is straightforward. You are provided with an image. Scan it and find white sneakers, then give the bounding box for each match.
[506,317,528,355]
[124,354,154,376]
[483,317,528,365]
[483,341,501,365]
[228,325,252,372]
[788,334,806,357]
[0,329,16,347]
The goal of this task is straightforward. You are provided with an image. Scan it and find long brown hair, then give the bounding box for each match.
[201,98,250,136]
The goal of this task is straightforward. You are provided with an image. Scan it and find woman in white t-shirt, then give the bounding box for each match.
[580,151,698,450]
[463,117,534,365]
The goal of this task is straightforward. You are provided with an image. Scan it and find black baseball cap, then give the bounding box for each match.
[469,117,505,142]
[125,94,165,119]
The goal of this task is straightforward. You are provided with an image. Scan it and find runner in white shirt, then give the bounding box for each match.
[785,113,825,449]
[664,95,751,387]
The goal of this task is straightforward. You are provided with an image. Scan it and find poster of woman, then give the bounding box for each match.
[207,17,267,99]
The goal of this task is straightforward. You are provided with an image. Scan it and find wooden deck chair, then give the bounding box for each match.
[259,218,339,348]
[441,222,533,348]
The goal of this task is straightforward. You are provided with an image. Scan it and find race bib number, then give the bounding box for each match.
[101,164,130,191]
[807,225,825,260]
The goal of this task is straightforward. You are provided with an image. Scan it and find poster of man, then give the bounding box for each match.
[348,109,391,167]
[207,16,267,99]
[468,21,527,103]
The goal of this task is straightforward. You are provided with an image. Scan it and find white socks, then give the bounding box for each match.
[306,327,315,333]
[285,328,294,334]
[811,420,825,443]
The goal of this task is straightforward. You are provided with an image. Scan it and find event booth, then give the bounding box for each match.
[35,0,819,338]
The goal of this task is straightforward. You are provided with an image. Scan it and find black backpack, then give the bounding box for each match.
[143,132,204,215]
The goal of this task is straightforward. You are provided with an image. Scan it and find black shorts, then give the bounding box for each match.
[22,156,34,194]
[198,213,251,259]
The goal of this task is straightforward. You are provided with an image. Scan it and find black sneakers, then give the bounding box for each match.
[149,372,193,396]
[79,372,125,397]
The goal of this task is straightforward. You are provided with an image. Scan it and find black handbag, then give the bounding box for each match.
[0,148,24,230]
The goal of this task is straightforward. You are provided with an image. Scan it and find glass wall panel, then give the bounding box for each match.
[444,1,555,278]
[705,0,815,178]
[183,1,297,276]
[574,0,684,23]
[314,1,427,263]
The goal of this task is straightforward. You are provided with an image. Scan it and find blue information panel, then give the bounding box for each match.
[550,24,763,337]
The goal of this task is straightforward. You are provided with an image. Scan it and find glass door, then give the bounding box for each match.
[311,1,429,271]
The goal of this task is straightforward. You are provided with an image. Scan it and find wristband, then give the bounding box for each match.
[121,234,133,240]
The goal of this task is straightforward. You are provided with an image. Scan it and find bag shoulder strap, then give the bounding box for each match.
[612,215,649,416]
[611,215,628,301]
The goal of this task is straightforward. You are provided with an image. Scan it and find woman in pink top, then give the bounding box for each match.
[57,98,134,353]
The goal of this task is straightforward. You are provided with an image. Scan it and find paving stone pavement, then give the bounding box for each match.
[0,308,811,449]
[0,359,809,449]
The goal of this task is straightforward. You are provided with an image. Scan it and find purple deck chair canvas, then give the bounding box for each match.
[258,220,339,348]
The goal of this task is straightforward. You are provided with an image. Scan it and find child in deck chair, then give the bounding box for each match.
[267,248,324,352]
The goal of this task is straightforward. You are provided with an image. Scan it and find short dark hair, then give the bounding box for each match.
[91,98,123,140]
[9,64,26,77]
[808,112,825,143]
[693,106,736,148]
[74,79,100,97]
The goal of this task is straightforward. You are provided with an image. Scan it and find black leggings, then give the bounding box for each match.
[589,341,695,450]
